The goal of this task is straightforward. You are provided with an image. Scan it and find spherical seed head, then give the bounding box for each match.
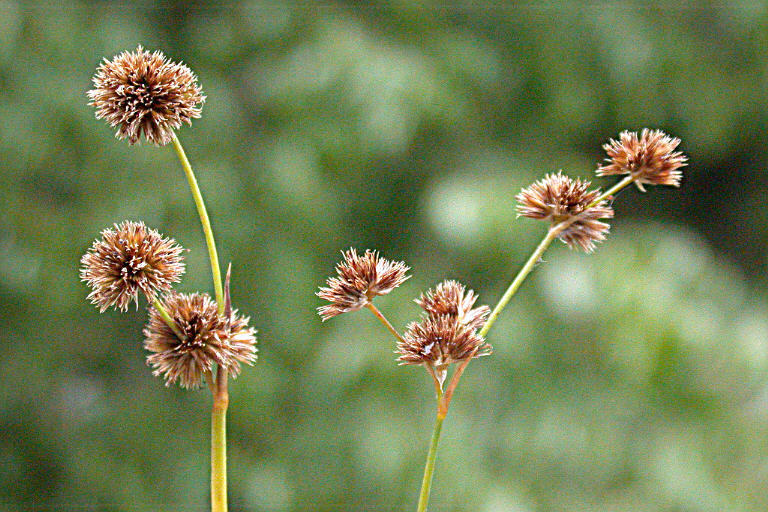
[416,280,490,331]
[397,315,491,370]
[596,129,687,190]
[87,46,205,146]
[80,221,185,312]
[144,293,257,389]
[516,171,615,252]
[317,248,410,320]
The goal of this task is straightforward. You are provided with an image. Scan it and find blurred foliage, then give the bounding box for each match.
[2,1,768,511]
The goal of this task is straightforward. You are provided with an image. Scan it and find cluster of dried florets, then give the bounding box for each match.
[516,129,688,251]
[81,221,257,389]
[87,46,205,146]
[516,172,614,252]
[317,251,490,384]
[317,248,410,320]
[144,292,256,389]
[597,129,686,191]
[80,221,185,312]
[398,280,491,384]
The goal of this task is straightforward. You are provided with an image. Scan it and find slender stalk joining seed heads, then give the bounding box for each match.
[365,303,406,343]
[151,296,185,341]
[171,134,225,314]
[482,174,638,339]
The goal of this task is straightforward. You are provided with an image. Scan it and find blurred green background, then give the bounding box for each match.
[2,1,768,511]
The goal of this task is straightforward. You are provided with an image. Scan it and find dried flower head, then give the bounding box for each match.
[516,171,614,252]
[397,315,491,374]
[144,292,257,389]
[317,248,410,320]
[88,46,205,145]
[416,280,490,331]
[80,221,185,312]
[597,129,687,191]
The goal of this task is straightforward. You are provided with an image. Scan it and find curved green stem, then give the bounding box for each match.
[171,133,225,314]
[170,134,230,512]
[417,389,444,512]
[590,175,635,208]
[151,297,184,340]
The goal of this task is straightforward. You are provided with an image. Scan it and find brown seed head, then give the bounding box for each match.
[80,221,185,312]
[516,171,614,252]
[596,129,687,190]
[87,46,205,145]
[416,280,490,331]
[397,315,491,371]
[317,248,410,320]
[144,292,257,389]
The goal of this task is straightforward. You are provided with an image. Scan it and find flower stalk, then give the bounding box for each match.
[151,297,184,340]
[365,302,406,343]
[170,133,232,511]
[171,133,225,314]
[482,173,636,338]
[211,371,229,512]
[417,388,444,512]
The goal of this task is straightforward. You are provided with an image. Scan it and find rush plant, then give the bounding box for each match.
[82,46,254,512]
[317,129,687,511]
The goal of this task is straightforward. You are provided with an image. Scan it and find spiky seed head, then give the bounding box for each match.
[416,280,490,331]
[87,46,205,145]
[143,292,257,389]
[516,171,614,252]
[80,221,185,312]
[396,315,491,374]
[317,248,410,320]
[596,129,687,191]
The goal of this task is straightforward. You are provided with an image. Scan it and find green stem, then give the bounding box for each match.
[480,174,636,338]
[417,391,445,512]
[151,297,184,340]
[479,228,559,338]
[171,133,225,314]
[590,175,635,208]
[211,386,228,512]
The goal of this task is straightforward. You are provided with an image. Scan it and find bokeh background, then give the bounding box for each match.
[2,2,768,511]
